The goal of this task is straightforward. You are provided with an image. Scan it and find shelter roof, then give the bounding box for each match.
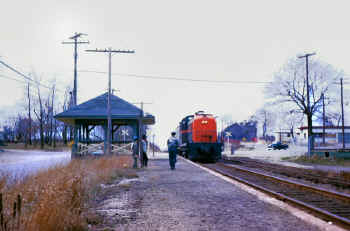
[55,93,155,125]
[299,126,350,130]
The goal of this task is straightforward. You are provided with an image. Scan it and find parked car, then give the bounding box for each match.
[267,142,288,150]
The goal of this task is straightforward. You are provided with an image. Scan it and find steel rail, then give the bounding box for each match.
[219,163,350,202]
[202,162,350,229]
[221,157,350,188]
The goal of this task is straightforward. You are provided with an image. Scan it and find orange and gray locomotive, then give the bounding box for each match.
[176,111,222,162]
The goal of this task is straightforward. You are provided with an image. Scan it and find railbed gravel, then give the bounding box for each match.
[89,157,325,231]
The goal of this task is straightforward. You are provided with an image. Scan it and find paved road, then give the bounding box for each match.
[0,149,70,180]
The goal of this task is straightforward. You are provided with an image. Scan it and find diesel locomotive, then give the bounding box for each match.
[176,111,222,162]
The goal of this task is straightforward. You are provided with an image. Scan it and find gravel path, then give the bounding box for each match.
[88,154,341,231]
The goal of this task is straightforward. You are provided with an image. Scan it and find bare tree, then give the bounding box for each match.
[251,107,276,140]
[33,76,46,149]
[265,57,343,137]
[24,82,33,147]
[14,114,27,142]
[61,86,72,144]
[48,82,56,146]
[267,104,304,142]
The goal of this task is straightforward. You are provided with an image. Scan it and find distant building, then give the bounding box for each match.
[273,129,294,144]
[298,126,350,147]
[221,121,257,143]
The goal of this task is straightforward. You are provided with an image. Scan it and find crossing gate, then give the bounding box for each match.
[77,142,133,156]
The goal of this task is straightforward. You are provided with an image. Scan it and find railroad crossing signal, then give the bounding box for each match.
[121,129,129,142]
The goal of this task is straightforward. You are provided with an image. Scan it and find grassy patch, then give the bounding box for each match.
[281,156,293,161]
[0,155,135,231]
[3,142,70,152]
[282,155,350,166]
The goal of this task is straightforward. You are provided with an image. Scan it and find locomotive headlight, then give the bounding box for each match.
[201,120,208,124]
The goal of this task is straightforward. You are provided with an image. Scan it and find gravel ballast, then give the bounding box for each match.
[89,154,343,231]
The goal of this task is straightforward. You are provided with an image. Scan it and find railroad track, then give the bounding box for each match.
[221,157,350,190]
[201,162,350,229]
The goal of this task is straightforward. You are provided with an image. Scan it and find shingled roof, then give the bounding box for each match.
[55,92,155,125]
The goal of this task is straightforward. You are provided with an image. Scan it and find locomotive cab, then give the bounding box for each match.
[190,112,217,143]
[178,111,222,162]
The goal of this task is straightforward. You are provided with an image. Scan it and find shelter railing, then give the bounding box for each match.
[77,142,133,155]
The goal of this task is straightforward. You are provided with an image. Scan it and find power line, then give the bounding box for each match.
[0,60,53,89]
[78,70,272,84]
[0,75,43,98]
[0,60,33,82]
[0,74,44,97]
[0,74,27,84]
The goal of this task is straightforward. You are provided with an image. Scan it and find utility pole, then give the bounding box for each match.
[86,48,135,154]
[153,134,155,157]
[133,102,152,167]
[263,111,267,142]
[322,93,326,145]
[27,81,32,146]
[298,52,316,155]
[341,78,345,149]
[62,32,89,106]
[63,33,89,158]
[140,102,144,166]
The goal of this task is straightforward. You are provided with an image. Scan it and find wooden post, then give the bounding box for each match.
[138,102,144,167]
[71,123,79,158]
[153,134,155,157]
[103,124,108,154]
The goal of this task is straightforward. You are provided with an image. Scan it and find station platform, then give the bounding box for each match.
[110,152,341,230]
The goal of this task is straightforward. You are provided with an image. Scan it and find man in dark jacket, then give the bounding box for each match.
[142,135,148,167]
[167,132,179,170]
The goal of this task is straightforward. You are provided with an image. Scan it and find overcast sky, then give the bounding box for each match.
[1,0,350,147]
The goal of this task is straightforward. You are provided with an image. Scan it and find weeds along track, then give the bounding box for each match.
[202,162,350,229]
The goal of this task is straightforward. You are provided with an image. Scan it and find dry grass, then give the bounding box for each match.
[282,155,350,186]
[283,155,350,166]
[0,155,135,231]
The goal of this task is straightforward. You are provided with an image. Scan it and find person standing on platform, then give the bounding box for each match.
[142,135,148,167]
[131,136,139,168]
[167,131,179,170]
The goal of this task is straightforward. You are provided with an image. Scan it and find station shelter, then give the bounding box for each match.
[298,126,350,148]
[55,92,155,158]
[298,126,350,158]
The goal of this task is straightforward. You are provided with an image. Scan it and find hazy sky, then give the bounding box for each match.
[1,0,350,146]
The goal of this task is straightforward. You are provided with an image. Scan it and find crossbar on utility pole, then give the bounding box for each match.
[86,48,135,155]
[62,32,89,106]
[298,52,316,156]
